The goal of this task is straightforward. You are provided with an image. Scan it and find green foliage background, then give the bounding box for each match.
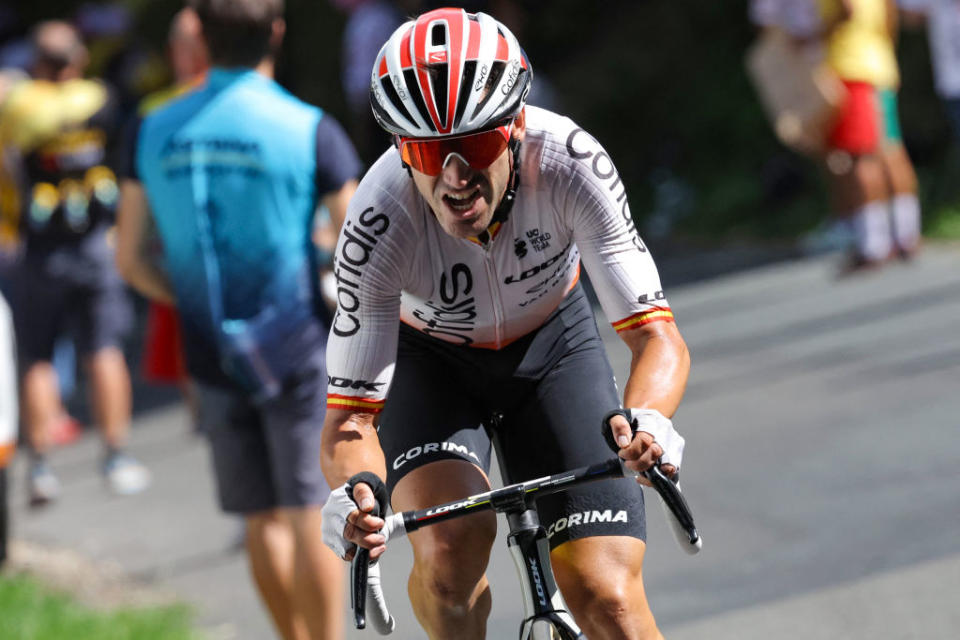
[16,0,959,241]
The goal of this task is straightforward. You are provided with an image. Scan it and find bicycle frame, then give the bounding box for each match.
[505,505,584,639]
[352,455,700,638]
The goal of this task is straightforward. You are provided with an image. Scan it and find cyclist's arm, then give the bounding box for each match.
[114,179,175,304]
[321,171,410,504]
[618,319,690,420]
[555,119,689,471]
[320,409,387,489]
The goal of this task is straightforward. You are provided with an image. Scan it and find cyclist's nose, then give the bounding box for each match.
[440,153,474,187]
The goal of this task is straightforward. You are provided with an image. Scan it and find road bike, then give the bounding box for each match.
[350,421,702,639]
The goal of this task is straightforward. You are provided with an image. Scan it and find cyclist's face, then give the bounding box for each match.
[411,122,525,239]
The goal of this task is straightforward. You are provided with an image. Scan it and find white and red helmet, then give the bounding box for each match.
[369,7,532,138]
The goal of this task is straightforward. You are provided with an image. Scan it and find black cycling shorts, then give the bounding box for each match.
[379,284,646,549]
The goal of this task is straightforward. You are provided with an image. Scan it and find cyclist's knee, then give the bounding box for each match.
[411,512,496,595]
[552,537,661,639]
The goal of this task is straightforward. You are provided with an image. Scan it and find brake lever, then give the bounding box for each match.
[643,464,701,553]
[351,501,379,630]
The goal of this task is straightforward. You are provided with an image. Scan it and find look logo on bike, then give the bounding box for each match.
[321,8,691,639]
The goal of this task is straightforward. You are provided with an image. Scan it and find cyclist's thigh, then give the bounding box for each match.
[497,334,646,550]
[197,383,277,514]
[261,346,330,509]
[378,326,493,497]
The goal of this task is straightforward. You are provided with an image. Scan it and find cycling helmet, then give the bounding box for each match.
[369,7,532,138]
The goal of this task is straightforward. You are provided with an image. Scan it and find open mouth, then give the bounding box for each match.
[443,188,482,213]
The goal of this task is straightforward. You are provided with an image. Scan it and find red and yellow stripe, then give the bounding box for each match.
[612,307,674,333]
[327,394,385,414]
[466,220,504,246]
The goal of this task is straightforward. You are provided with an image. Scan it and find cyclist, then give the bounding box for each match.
[320,8,690,639]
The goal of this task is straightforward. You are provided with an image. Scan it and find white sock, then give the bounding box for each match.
[850,200,893,261]
[890,193,921,251]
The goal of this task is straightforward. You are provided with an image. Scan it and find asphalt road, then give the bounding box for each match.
[5,244,959,639]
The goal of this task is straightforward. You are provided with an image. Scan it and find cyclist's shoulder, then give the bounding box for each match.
[350,149,423,231]
[522,106,612,189]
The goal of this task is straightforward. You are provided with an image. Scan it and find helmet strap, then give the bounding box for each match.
[490,137,522,226]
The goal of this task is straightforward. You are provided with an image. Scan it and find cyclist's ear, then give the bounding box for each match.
[511,108,526,143]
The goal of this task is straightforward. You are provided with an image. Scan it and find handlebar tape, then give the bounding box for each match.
[347,472,388,630]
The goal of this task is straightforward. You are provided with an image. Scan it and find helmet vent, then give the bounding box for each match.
[403,68,437,133]
[429,63,449,128]
[431,24,445,46]
[380,76,413,129]
[472,60,505,121]
[453,60,475,129]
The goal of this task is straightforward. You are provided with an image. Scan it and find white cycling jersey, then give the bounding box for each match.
[326,106,673,413]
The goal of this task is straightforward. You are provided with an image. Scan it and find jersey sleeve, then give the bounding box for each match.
[552,124,674,334]
[325,179,410,413]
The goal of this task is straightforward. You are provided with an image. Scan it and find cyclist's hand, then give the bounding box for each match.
[609,409,683,484]
[321,481,387,562]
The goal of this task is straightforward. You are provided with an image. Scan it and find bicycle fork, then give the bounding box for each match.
[505,509,586,640]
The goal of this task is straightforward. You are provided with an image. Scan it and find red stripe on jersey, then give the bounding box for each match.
[326,393,385,413]
[612,307,675,333]
[378,56,388,77]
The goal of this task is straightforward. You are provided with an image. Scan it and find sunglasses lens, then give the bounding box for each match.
[400,127,510,176]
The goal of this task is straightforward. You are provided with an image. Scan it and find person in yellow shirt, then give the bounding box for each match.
[0,21,149,505]
[818,0,922,271]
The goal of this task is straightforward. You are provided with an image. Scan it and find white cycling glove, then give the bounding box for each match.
[626,408,685,470]
[321,476,404,560]
[321,483,362,559]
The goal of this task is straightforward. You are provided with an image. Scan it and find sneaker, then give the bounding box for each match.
[103,453,151,496]
[28,461,61,507]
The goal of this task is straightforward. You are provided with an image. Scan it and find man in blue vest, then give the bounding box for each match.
[115,1,361,637]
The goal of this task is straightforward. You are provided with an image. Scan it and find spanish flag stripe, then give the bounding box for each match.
[612,308,674,333]
[466,221,503,246]
[326,394,385,413]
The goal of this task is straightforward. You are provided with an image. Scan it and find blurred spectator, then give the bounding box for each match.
[115,1,361,638]
[0,68,26,273]
[747,1,844,155]
[751,0,823,36]
[0,64,81,450]
[0,21,148,506]
[77,2,168,119]
[899,0,960,145]
[817,0,922,271]
[332,0,406,164]
[135,7,209,428]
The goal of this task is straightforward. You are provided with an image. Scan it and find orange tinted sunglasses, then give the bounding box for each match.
[398,112,524,176]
